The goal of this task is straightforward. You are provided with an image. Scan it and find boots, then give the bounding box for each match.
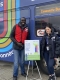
[48,75,56,80]
[51,75,56,80]
[13,77,17,80]
[48,76,52,80]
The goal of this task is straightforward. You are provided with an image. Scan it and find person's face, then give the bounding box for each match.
[20,18,26,26]
[45,27,51,35]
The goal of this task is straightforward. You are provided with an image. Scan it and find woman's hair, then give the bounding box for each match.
[46,23,52,29]
[45,23,55,34]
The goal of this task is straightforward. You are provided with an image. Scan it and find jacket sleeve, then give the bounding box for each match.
[10,25,18,45]
[40,36,46,58]
[55,35,60,57]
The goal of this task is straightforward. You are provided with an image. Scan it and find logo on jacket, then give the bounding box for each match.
[25,28,28,32]
[51,36,55,41]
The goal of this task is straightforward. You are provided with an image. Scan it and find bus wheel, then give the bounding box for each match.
[37,57,60,77]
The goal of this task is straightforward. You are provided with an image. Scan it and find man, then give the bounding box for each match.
[10,17,29,80]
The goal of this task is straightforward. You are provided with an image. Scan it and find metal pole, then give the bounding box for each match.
[32,61,33,76]
[35,61,42,80]
[26,61,30,80]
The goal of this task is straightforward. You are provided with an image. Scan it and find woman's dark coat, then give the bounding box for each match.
[40,29,60,58]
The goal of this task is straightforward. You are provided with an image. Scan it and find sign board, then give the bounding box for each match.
[37,29,45,36]
[36,3,60,16]
[25,40,40,61]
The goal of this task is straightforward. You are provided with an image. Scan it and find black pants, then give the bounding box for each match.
[44,52,54,75]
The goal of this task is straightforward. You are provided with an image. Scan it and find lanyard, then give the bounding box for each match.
[46,36,49,45]
[46,36,50,51]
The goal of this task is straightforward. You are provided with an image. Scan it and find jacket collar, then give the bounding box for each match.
[18,22,27,30]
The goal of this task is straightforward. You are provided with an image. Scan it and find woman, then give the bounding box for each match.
[40,23,60,80]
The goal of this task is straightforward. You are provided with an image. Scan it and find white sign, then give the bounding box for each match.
[37,29,45,36]
[25,40,40,61]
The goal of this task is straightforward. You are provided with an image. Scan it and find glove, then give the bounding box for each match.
[17,42,23,47]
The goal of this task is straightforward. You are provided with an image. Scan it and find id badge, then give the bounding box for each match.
[46,46,49,51]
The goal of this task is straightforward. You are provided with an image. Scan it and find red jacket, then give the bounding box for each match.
[15,24,28,44]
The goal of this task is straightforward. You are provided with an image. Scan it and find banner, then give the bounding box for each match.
[25,40,40,61]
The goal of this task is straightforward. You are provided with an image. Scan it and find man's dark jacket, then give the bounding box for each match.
[10,22,29,50]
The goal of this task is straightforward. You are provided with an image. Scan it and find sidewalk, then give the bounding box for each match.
[0,61,60,80]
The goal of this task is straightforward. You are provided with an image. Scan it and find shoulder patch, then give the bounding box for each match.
[25,27,28,32]
[51,36,55,41]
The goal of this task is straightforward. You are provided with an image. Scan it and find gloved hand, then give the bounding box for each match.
[17,42,23,47]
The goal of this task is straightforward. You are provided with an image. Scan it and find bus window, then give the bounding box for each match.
[0,12,3,18]
[35,16,60,37]
[49,16,60,36]
[35,18,48,37]
[20,9,30,18]
[0,21,4,34]
[26,18,30,27]
[20,9,30,27]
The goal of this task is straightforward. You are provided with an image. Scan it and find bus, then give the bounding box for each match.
[0,0,60,76]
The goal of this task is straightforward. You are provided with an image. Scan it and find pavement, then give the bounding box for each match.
[0,61,60,80]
